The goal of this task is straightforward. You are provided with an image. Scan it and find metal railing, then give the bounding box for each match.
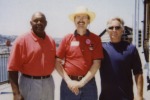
[0,53,9,83]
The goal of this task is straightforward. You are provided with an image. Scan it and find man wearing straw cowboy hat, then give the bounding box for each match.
[55,6,103,100]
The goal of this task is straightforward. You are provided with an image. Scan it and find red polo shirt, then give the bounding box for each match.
[7,31,56,76]
[57,31,103,76]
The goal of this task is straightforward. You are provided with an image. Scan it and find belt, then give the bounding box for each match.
[22,74,50,79]
[69,75,84,81]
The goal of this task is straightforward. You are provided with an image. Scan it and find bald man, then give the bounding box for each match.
[8,12,56,100]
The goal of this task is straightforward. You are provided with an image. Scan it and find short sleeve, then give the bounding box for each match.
[7,37,25,71]
[56,35,69,59]
[92,37,104,60]
[132,47,143,75]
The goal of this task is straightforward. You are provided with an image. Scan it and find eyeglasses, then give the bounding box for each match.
[108,26,121,30]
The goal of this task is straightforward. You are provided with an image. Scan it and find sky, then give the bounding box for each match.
[0,0,144,38]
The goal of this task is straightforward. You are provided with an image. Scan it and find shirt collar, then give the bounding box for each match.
[74,29,90,36]
[30,30,46,42]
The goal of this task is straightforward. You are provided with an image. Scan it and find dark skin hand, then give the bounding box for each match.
[9,71,24,100]
[8,12,47,100]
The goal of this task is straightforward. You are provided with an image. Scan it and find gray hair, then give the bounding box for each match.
[107,17,124,29]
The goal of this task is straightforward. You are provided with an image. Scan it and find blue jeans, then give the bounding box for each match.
[60,78,97,100]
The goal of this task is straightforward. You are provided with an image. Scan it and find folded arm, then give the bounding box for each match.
[55,58,79,94]
[78,59,101,88]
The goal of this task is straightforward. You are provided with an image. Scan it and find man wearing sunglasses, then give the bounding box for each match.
[99,17,143,100]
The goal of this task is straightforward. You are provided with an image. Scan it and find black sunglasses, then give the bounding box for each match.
[108,26,121,30]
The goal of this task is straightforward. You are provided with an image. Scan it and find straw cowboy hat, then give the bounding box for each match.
[69,6,96,23]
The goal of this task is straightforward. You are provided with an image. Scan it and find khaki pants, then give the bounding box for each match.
[19,74,55,100]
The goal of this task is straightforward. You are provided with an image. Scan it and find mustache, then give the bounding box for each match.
[77,21,85,24]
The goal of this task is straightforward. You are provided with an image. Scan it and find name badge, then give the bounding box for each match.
[71,41,79,46]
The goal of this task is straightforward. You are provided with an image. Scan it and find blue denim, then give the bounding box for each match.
[60,78,97,100]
